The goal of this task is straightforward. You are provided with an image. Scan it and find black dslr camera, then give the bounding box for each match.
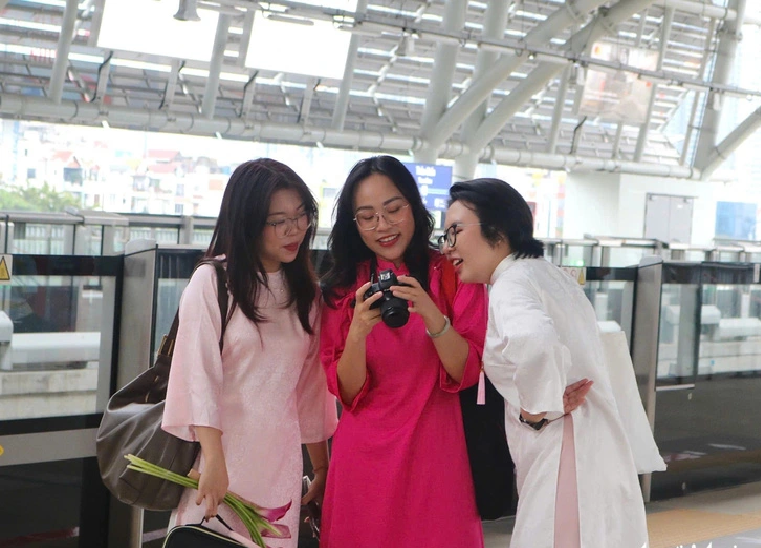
[364,270,410,328]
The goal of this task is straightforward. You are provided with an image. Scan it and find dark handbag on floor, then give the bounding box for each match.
[440,260,514,520]
[163,516,243,548]
[96,259,229,511]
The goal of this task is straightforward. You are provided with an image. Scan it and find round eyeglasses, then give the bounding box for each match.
[353,201,410,231]
[266,212,312,238]
[437,223,482,252]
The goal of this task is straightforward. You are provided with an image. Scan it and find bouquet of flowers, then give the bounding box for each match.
[125,454,291,547]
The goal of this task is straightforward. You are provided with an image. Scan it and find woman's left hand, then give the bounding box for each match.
[392,276,442,328]
[301,468,327,506]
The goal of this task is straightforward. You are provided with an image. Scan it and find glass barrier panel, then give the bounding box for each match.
[12,224,68,254]
[583,280,634,343]
[698,283,761,376]
[602,247,655,267]
[657,283,700,385]
[0,272,115,419]
[561,245,593,267]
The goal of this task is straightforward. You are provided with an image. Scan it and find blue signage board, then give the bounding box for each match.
[403,163,453,212]
[716,201,757,240]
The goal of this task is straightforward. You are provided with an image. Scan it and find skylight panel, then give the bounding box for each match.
[97,0,219,62]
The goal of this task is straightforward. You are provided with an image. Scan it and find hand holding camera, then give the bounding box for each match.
[389,274,445,334]
[363,270,411,328]
[349,282,384,339]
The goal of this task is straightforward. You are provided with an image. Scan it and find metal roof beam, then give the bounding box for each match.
[466,0,659,155]
[202,13,232,119]
[656,0,761,25]
[415,0,468,164]
[331,0,368,131]
[547,65,571,154]
[679,16,717,165]
[299,77,316,125]
[47,0,78,104]
[423,0,610,152]
[93,51,112,105]
[236,9,254,69]
[453,0,511,179]
[697,104,761,179]
[694,0,746,165]
[634,7,674,161]
[0,93,699,179]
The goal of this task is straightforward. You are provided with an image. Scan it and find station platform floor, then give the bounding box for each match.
[482,481,761,548]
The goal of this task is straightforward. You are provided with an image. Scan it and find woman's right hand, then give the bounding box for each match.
[195,457,229,521]
[348,282,383,339]
[563,379,593,415]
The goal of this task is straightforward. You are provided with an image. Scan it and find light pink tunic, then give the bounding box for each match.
[319,252,486,548]
[162,264,338,547]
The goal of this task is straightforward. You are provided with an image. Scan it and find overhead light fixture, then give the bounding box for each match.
[174,0,201,22]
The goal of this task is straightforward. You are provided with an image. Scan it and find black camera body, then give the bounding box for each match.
[364,269,410,328]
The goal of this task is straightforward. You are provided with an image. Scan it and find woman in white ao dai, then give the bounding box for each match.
[442,178,661,548]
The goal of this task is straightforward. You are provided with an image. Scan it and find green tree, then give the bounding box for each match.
[0,183,82,212]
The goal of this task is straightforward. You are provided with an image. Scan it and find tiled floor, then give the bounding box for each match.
[482,481,761,547]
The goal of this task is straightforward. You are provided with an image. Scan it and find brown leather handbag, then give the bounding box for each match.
[96,259,229,511]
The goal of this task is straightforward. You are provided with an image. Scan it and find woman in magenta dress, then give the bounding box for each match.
[319,155,486,547]
[162,159,337,547]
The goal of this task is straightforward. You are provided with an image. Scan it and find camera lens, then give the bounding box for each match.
[380,298,409,327]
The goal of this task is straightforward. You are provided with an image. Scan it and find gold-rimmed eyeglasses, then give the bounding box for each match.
[266,211,312,238]
[437,223,481,252]
[353,200,410,231]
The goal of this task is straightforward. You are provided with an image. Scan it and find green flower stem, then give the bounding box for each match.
[125,455,283,548]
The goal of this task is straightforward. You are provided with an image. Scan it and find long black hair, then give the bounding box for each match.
[449,178,544,259]
[322,155,435,303]
[206,158,318,333]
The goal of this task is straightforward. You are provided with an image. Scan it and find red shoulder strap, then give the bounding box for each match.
[440,258,457,317]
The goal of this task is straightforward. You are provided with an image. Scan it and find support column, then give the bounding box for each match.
[202,14,231,119]
[694,0,746,164]
[634,7,674,161]
[415,0,468,165]
[453,0,510,180]
[48,0,78,104]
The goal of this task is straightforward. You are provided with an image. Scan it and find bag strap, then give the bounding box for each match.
[157,258,229,358]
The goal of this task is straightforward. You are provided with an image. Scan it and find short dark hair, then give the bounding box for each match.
[449,178,544,259]
[206,158,318,333]
[322,155,435,303]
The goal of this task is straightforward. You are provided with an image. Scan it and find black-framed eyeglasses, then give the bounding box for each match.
[266,211,312,238]
[437,223,481,252]
[353,200,410,231]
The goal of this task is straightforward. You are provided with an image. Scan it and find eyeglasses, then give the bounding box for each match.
[437,223,481,252]
[266,211,311,238]
[353,200,410,231]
